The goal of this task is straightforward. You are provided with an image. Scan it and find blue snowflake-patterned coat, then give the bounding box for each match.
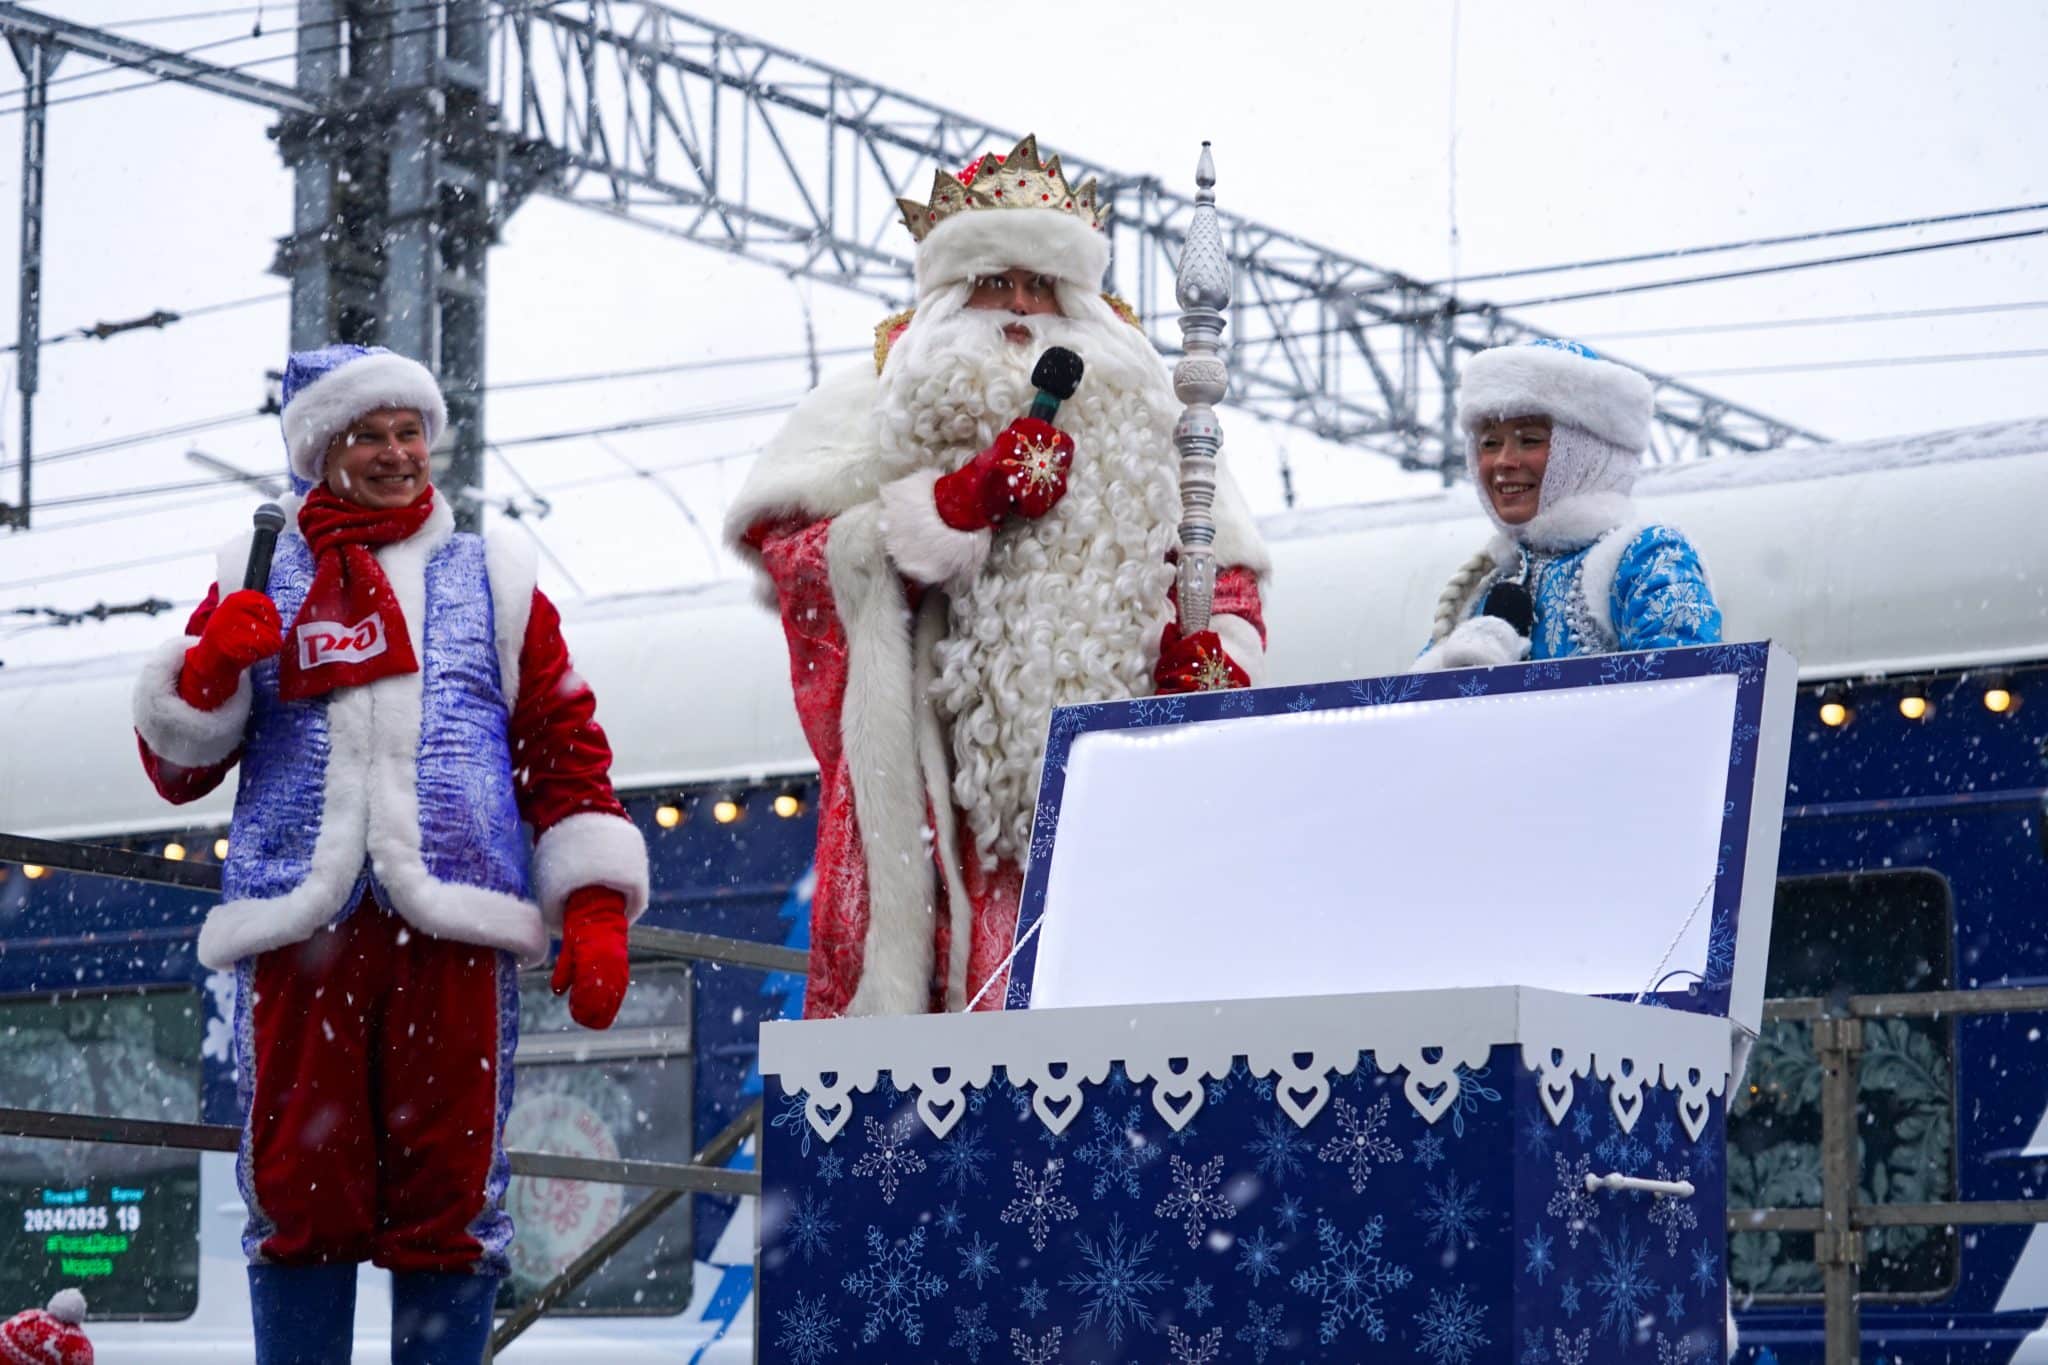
[1421,499,1722,665]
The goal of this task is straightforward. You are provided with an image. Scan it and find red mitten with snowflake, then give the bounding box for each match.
[551,886,631,1030]
[932,417,1075,530]
[179,589,283,710]
[1153,623,1251,694]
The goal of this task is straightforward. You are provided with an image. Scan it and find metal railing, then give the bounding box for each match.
[1742,987,2048,1365]
[1,829,799,1358]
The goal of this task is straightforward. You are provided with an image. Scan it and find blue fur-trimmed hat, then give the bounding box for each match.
[1456,338,1653,453]
[280,344,446,486]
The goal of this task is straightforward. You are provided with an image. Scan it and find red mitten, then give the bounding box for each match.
[551,886,631,1030]
[179,590,283,710]
[932,417,1075,530]
[1153,624,1251,695]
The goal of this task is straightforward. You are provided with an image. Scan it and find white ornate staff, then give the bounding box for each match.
[1173,142,1229,634]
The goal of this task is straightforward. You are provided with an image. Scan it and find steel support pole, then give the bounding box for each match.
[6,35,59,530]
[282,0,341,351]
[1813,1012,1865,1365]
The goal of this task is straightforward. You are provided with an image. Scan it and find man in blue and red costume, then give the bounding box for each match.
[131,345,649,1365]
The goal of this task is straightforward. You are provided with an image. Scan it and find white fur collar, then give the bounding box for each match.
[1492,491,1637,556]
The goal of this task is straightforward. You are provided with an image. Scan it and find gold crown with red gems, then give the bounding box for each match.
[896,134,1108,243]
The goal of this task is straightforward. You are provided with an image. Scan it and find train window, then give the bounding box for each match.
[498,965,694,1316]
[1729,869,1958,1301]
[0,988,202,1319]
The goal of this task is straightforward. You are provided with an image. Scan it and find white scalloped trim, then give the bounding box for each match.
[760,986,1732,1145]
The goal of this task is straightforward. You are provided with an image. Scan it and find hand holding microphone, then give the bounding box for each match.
[179,504,287,711]
[933,348,1084,531]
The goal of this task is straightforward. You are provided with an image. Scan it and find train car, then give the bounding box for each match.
[0,415,2045,1361]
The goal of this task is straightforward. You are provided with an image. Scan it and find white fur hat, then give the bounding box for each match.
[280,344,447,487]
[1456,339,1654,453]
[900,136,1111,300]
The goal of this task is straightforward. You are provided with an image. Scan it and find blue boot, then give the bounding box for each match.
[390,1271,501,1365]
[249,1262,358,1365]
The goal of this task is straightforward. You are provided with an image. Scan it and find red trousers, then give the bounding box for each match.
[234,896,518,1274]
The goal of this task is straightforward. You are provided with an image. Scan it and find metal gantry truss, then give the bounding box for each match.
[0,0,1819,532]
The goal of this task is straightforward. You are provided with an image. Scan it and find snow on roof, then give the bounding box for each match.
[3,418,2045,838]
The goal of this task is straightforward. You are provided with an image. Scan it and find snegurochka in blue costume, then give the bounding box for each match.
[1414,338,1723,670]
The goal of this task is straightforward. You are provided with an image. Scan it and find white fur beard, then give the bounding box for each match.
[878,294,1183,867]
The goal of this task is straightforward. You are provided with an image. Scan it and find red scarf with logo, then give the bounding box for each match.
[277,486,435,702]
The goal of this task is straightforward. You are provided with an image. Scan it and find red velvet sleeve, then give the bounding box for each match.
[510,588,629,834]
[136,584,242,804]
[746,515,850,777]
[1212,565,1268,644]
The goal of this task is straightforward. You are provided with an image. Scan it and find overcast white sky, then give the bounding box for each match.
[0,0,2042,666]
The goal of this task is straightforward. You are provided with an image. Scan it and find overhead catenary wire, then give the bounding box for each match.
[1675,346,2048,379]
[0,291,285,356]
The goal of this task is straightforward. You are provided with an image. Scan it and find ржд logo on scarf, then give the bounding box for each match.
[296,616,388,669]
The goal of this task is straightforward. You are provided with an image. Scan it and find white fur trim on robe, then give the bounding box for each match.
[878,468,992,585]
[194,495,553,969]
[1210,613,1268,688]
[133,635,251,769]
[533,811,651,929]
[483,527,539,702]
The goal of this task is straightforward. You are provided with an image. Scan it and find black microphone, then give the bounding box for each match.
[244,502,286,593]
[1026,346,1085,422]
[1481,580,1535,637]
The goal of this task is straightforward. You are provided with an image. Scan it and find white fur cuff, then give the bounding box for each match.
[1211,613,1268,688]
[1415,615,1530,673]
[879,469,993,585]
[132,636,250,768]
[533,811,651,929]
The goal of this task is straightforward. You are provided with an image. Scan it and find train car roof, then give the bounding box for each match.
[2,416,2044,840]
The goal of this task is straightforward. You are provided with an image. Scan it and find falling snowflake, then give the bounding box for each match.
[1156,1153,1237,1248]
[1017,1280,1048,1318]
[930,1124,992,1192]
[1166,1324,1224,1364]
[1560,1280,1582,1317]
[785,1191,837,1263]
[1237,1300,1287,1363]
[1416,1286,1491,1365]
[1412,1130,1447,1169]
[1317,1094,1404,1193]
[1184,1280,1215,1317]
[1647,1165,1699,1255]
[949,1304,996,1363]
[1422,1171,1487,1250]
[1290,1216,1414,1345]
[1275,1194,1306,1232]
[1009,1327,1062,1365]
[1689,1243,1718,1296]
[1236,1226,1284,1284]
[1665,1285,1688,1322]
[936,1200,966,1238]
[816,1150,844,1184]
[1000,1158,1079,1251]
[1589,1221,1658,1345]
[1521,1327,1552,1365]
[1521,1112,1557,1159]
[841,1225,946,1345]
[774,1291,838,1365]
[1250,1111,1311,1182]
[1546,1153,1600,1248]
[1524,1225,1555,1284]
[1555,1326,1592,1365]
[852,1113,926,1205]
[957,1231,999,1288]
[1076,1104,1162,1199]
[1061,1216,1170,1348]
[771,1090,817,1158]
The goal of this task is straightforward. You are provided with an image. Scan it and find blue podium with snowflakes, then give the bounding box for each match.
[759,642,1796,1365]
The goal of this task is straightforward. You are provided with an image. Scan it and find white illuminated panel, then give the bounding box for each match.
[1028,674,1739,1010]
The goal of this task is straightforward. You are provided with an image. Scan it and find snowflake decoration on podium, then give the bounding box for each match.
[1589,1222,1657,1345]
[1062,1215,1169,1347]
[841,1225,946,1345]
[948,1304,996,1363]
[1010,1327,1062,1365]
[785,1190,837,1263]
[1237,1300,1286,1363]
[1250,1111,1310,1182]
[1156,1153,1236,1248]
[851,1113,926,1205]
[930,1124,990,1192]
[773,1291,838,1365]
[1422,1171,1486,1250]
[1236,1225,1283,1284]
[1417,1286,1491,1365]
[956,1231,999,1288]
[1166,1324,1224,1364]
[1647,1163,1699,1254]
[1546,1153,1600,1248]
[1523,1225,1555,1284]
[1076,1104,1162,1199]
[1291,1215,1414,1345]
[1317,1094,1404,1193]
[1001,1158,1080,1251]
[1555,1326,1592,1365]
